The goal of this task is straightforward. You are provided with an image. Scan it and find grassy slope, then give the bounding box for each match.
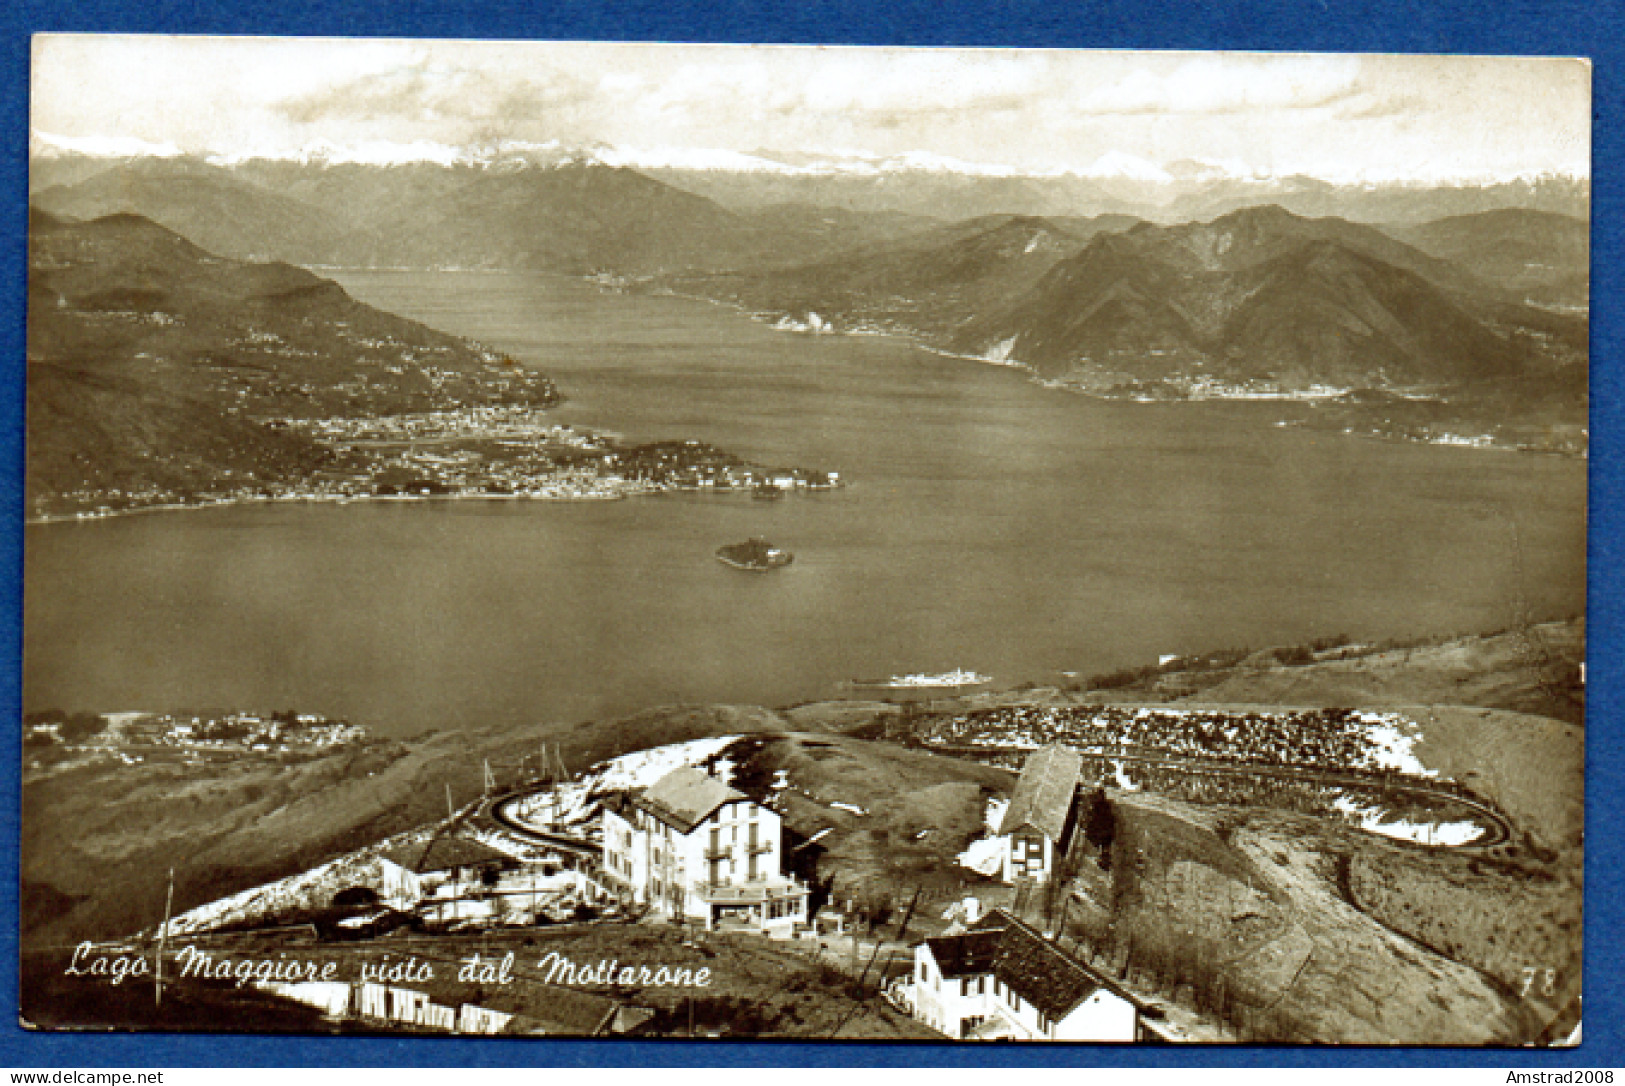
[1104,794,1560,1044]
[1065,617,1584,726]
[729,733,1013,903]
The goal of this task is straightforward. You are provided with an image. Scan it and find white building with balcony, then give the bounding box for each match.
[601,766,808,933]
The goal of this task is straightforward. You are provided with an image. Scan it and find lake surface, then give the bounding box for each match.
[23,271,1587,736]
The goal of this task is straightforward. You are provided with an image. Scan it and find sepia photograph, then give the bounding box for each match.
[19,36,1588,1046]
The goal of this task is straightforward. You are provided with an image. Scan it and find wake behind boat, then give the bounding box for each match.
[716,537,793,571]
[844,668,992,690]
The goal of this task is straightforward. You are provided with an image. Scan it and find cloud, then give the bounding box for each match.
[1082,56,1363,115]
[273,57,590,134]
[1334,90,1430,120]
[633,51,1042,127]
[798,52,1041,115]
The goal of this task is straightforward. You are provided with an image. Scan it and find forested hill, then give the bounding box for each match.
[26,208,554,517]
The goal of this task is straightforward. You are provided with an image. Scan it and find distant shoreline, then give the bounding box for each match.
[24,484,646,527]
[637,281,1586,459]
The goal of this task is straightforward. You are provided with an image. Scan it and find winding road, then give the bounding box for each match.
[926,744,1514,849]
[484,790,600,857]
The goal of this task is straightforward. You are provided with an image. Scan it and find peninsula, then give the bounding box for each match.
[26,209,839,521]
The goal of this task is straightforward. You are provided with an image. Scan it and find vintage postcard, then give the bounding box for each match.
[21,37,1587,1044]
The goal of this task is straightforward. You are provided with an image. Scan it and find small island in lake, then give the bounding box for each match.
[716,537,793,571]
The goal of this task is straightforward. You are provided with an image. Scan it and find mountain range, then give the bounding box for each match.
[950,207,1556,387]
[670,203,1587,452]
[31,146,1590,270]
[30,154,935,273]
[28,147,1590,459]
[679,204,1584,386]
[1387,209,1590,307]
[677,213,1137,340]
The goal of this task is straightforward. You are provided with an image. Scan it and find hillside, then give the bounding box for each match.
[30,156,363,266]
[23,693,1579,1043]
[1159,174,1589,229]
[34,154,942,275]
[23,616,1581,944]
[31,149,1590,274]
[1062,616,1585,727]
[647,165,1134,222]
[25,209,557,517]
[647,162,1589,227]
[21,606,1581,1043]
[671,204,1586,451]
[339,162,756,274]
[677,214,1137,338]
[948,206,1546,388]
[19,704,803,946]
[1089,793,1573,1044]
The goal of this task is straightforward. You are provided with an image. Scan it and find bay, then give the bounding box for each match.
[22,271,1587,736]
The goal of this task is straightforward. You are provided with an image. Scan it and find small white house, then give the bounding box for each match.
[908,909,1142,1042]
[376,836,519,908]
[601,766,808,933]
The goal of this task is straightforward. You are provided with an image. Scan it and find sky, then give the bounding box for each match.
[29,36,1592,181]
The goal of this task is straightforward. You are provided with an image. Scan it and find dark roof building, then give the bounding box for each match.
[913,907,1144,1041]
[998,744,1085,841]
[972,909,1139,1022]
[379,835,516,875]
[923,927,1004,978]
[632,766,746,834]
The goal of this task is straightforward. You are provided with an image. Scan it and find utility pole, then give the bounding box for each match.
[446,782,455,820]
[895,886,923,944]
[155,867,174,1008]
[484,758,496,797]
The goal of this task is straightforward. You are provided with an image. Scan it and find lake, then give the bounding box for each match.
[22,271,1587,736]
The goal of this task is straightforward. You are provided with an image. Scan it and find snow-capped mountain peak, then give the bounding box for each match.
[1080,151,1175,183]
[31,130,184,159]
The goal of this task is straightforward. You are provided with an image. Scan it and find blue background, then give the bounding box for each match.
[0,0,1615,1068]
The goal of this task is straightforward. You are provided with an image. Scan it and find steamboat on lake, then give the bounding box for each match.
[715,537,793,572]
[844,668,993,690]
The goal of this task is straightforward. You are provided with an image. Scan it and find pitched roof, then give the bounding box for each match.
[492,987,621,1036]
[379,835,515,874]
[925,908,1141,1023]
[998,744,1084,841]
[634,766,746,835]
[923,928,1002,979]
[968,908,1014,934]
